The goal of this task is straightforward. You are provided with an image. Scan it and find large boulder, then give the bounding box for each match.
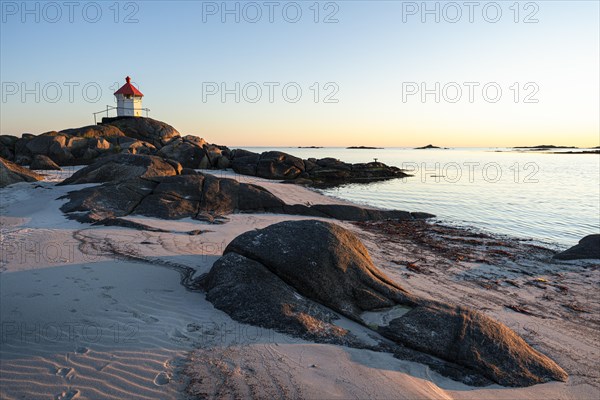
[60,124,125,138]
[133,175,205,219]
[60,174,286,222]
[131,174,285,219]
[204,144,222,166]
[58,154,181,185]
[379,301,567,387]
[196,174,276,216]
[30,154,61,170]
[100,117,180,148]
[158,136,206,168]
[25,132,65,154]
[67,136,113,162]
[309,204,413,221]
[224,220,415,321]
[553,234,600,260]
[0,157,43,187]
[256,151,305,180]
[60,178,157,221]
[25,133,73,164]
[0,135,18,161]
[204,252,359,345]
[14,137,33,164]
[208,220,568,387]
[231,150,260,176]
[120,139,157,155]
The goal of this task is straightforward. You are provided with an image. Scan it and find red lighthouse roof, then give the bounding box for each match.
[114,76,144,97]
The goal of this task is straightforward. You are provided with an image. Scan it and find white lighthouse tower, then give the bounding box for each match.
[114,76,144,117]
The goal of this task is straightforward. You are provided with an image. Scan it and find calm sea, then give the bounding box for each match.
[241,147,600,249]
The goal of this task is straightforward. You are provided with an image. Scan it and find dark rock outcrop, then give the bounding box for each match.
[204,252,359,345]
[25,132,65,154]
[4,118,410,188]
[113,137,157,155]
[64,136,114,164]
[3,118,180,166]
[26,133,74,164]
[158,135,207,168]
[5,129,120,167]
[60,178,156,220]
[230,149,260,175]
[205,220,568,387]
[256,151,305,179]
[224,220,416,320]
[60,172,428,224]
[231,150,409,184]
[135,174,285,220]
[379,301,567,387]
[30,154,61,170]
[0,157,43,187]
[58,154,181,185]
[100,116,179,148]
[0,135,18,160]
[60,125,125,138]
[156,135,233,170]
[199,174,284,216]
[59,174,286,222]
[133,175,205,219]
[14,136,34,164]
[553,234,600,260]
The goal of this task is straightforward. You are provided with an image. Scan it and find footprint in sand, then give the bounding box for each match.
[153,372,171,386]
[128,310,159,324]
[186,323,202,332]
[55,389,80,400]
[74,346,89,355]
[169,328,190,342]
[55,367,75,380]
[140,315,159,324]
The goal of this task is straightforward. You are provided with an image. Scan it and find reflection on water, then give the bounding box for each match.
[242,147,600,248]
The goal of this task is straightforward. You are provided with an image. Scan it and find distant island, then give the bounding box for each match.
[511,145,600,153]
[298,146,323,148]
[513,145,578,149]
[415,144,445,149]
[346,146,384,149]
[551,150,600,154]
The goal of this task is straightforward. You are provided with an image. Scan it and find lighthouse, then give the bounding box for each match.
[114,76,143,117]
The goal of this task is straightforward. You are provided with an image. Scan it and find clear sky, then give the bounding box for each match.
[1,0,599,147]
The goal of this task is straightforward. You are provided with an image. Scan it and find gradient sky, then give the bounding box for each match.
[1,0,599,147]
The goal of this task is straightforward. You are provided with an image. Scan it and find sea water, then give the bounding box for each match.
[241,147,600,249]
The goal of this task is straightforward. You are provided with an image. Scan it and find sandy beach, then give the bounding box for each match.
[0,168,597,400]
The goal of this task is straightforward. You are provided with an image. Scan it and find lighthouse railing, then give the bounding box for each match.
[92,106,151,124]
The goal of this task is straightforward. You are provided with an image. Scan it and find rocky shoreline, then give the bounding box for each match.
[1,117,598,398]
[1,116,409,187]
